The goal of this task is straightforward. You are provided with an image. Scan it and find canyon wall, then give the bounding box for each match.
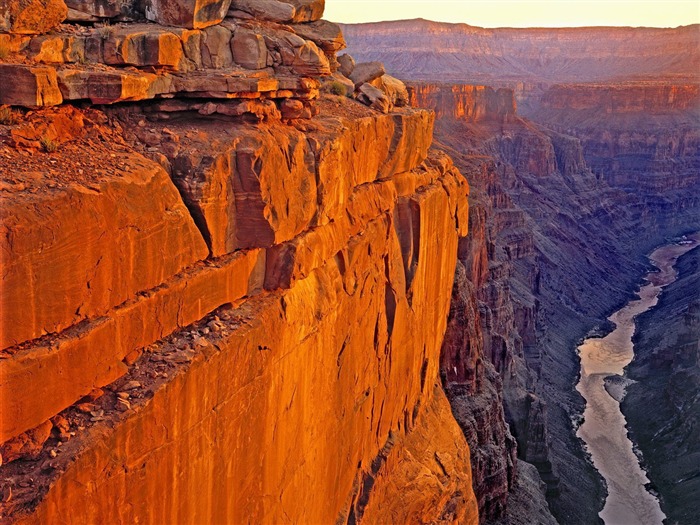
[405,81,700,524]
[623,245,700,524]
[0,3,480,524]
[341,19,700,84]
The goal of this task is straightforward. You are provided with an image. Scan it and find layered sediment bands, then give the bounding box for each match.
[623,245,700,524]
[527,81,700,245]
[538,83,700,113]
[431,83,700,524]
[0,156,208,351]
[342,19,700,84]
[408,84,516,121]
[1,100,478,524]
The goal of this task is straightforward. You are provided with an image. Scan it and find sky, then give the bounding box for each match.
[325,0,700,28]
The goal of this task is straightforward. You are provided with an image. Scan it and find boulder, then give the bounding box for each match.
[1,0,68,34]
[290,20,344,54]
[279,98,304,119]
[357,82,392,114]
[0,64,63,107]
[371,74,409,107]
[0,421,52,463]
[337,53,354,77]
[231,28,268,69]
[284,0,324,22]
[230,0,295,22]
[102,26,185,69]
[263,28,330,76]
[230,0,323,22]
[348,61,385,87]
[144,0,232,29]
[201,24,233,68]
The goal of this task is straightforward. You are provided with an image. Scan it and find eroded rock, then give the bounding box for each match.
[144,0,233,29]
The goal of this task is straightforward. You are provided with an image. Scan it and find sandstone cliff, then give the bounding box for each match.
[0,3,480,524]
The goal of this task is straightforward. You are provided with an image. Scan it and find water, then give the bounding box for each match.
[575,232,700,525]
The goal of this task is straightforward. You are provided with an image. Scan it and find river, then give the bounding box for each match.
[575,232,700,525]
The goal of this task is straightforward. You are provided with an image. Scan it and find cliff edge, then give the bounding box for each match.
[0,2,478,523]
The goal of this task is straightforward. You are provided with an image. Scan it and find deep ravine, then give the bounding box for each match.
[576,232,700,524]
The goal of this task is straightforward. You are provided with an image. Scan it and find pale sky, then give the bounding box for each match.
[325,0,700,27]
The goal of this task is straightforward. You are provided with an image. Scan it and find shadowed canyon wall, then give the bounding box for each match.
[623,245,700,524]
[406,81,700,524]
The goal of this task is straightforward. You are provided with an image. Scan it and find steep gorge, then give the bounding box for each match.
[406,81,700,523]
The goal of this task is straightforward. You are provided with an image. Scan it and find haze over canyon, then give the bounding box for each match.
[0,3,698,525]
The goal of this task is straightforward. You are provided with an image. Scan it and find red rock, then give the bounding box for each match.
[357,82,392,113]
[8,148,471,523]
[1,0,67,34]
[201,24,233,68]
[348,61,385,88]
[371,74,409,107]
[0,64,62,107]
[407,83,516,121]
[0,420,52,463]
[230,0,295,22]
[291,19,345,54]
[144,0,233,29]
[231,27,268,69]
[102,26,185,69]
[0,140,208,352]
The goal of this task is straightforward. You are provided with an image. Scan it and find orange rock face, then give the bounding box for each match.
[5,128,473,525]
[408,83,517,121]
[1,0,67,34]
[0,152,208,351]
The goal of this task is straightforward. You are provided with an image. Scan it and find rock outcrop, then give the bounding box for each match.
[0,2,479,524]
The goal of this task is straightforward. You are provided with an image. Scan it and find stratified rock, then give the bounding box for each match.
[0,114,208,354]
[230,0,295,22]
[0,64,62,107]
[230,0,323,22]
[337,52,354,77]
[102,25,185,69]
[231,27,268,69]
[348,61,385,87]
[371,74,409,107]
[1,0,67,34]
[65,0,125,19]
[290,19,345,54]
[357,82,392,113]
[144,0,232,29]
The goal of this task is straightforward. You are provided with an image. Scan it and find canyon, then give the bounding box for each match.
[1,5,699,525]
[345,18,700,525]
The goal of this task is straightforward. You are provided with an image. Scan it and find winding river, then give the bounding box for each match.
[575,232,700,525]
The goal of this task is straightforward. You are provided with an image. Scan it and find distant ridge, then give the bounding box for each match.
[340,19,700,84]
